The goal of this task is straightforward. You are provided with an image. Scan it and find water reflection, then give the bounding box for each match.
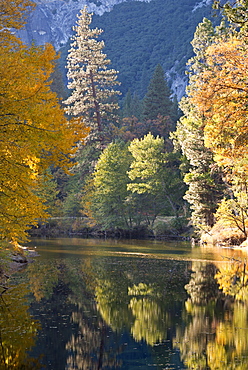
[2,238,248,369]
[0,277,41,369]
[28,252,188,369]
[175,260,248,369]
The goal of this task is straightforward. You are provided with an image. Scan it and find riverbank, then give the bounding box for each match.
[0,246,39,295]
[28,216,191,240]
[201,221,248,248]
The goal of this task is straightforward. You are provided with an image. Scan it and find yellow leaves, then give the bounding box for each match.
[24,155,40,179]
[68,116,90,146]
[0,0,35,29]
[0,281,40,368]
[215,262,248,301]
[190,36,248,173]
[0,11,89,243]
[0,0,35,49]
[129,297,166,345]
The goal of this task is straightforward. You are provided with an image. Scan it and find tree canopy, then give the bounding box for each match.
[190,37,248,172]
[173,0,248,243]
[0,0,88,243]
[0,0,34,31]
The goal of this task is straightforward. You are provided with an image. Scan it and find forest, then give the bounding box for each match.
[1,0,248,249]
[90,0,215,97]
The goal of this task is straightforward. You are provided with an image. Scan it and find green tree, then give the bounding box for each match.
[128,133,186,223]
[82,138,176,233]
[122,90,143,119]
[64,6,120,143]
[128,133,166,195]
[83,141,134,230]
[142,64,174,122]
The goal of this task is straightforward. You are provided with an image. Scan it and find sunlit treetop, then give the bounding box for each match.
[64,6,120,142]
[0,0,35,47]
[190,37,248,170]
[214,0,248,36]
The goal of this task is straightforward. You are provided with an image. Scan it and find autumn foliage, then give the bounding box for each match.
[0,0,88,243]
[190,37,248,170]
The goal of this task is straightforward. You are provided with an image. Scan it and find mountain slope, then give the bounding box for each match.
[18,0,216,98]
[17,0,151,50]
[91,0,214,97]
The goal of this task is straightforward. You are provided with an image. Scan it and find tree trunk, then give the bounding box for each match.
[89,70,102,138]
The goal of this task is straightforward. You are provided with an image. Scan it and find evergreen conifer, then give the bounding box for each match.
[142,64,173,121]
[64,6,120,143]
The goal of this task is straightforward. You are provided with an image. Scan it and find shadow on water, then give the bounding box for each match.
[2,237,248,369]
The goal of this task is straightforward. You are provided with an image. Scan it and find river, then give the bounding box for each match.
[1,237,248,369]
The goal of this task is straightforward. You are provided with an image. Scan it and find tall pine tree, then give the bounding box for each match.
[64,6,120,143]
[173,18,227,234]
[142,64,173,121]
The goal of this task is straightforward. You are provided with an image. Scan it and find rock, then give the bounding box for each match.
[16,0,151,51]
[26,249,40,257]
[11,254,28,263]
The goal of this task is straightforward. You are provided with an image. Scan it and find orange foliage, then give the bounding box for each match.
[0,1,89,242]
[0,0,35,30]
[190,37,248,170]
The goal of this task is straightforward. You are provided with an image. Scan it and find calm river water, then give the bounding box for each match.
[1,237,248,369]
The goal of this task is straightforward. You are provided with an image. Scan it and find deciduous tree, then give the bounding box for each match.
[128,133,186,222]
[0,0,34,34]
[185,35,248,240]
[0,1,88,243]
[82,142,134,230]
[190,37,248,172]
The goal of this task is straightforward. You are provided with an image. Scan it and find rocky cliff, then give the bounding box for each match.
[17,0,151,50]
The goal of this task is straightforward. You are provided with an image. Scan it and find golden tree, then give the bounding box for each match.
[190,37,248,171]
[188,36,248,242]
[0,0,88,243]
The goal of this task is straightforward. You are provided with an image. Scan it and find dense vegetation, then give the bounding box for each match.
[56,0,215,99]
[91,0,215,97]
[173,1,248,245]
[0,0,89,244]
[1,0,248,248]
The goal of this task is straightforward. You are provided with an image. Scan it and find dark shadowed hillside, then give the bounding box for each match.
[90,0,216,97]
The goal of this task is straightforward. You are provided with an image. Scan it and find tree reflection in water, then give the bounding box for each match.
[65,259,123,369]
[8,250,248,369]
[0,279,41,369]
[61,257,187,368]
[94,261,176,346]
[174,260,248,369]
